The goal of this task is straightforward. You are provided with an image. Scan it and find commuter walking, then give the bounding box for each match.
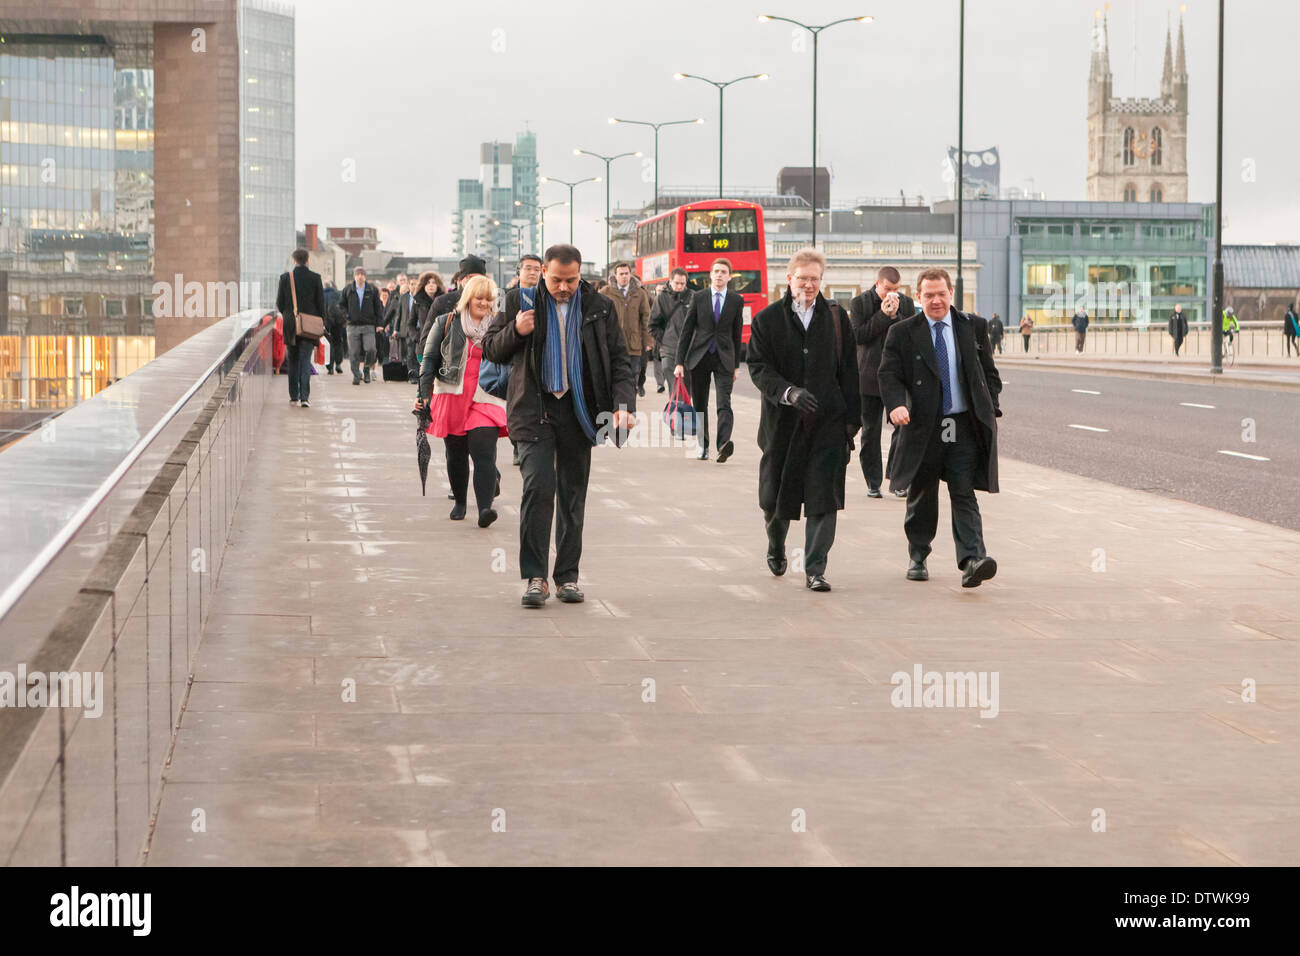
[649,268,693,397]
[1168,304,1188,356]
[989,313,1005,354]
[323,280,345,374]
[1019,314,1033,352]
[416,274,508,527]
[849,266,914,499]
[1284,304,1299,358]
[340,266,382,384]
[275,248,326,407]
[879,268,1002,588]
[482,244,637,608]
[606,262,653,398]
[674,258,744,463]
[746,248,859,592]
[1072,307,1089,353]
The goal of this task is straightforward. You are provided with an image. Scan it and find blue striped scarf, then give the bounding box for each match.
[542,286,597,443]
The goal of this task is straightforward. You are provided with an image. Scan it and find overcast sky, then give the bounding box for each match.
[292,0,1297,260]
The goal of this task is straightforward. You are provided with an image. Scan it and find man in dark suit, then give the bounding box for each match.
[673,257,745,462]
[746,248,859,592]
[339,266,383,384]
[275,248,325,407]
[879,268,1002,588]
[849,266,915,499]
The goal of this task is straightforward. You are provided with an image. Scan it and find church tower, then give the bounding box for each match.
[1086,10,1188,202]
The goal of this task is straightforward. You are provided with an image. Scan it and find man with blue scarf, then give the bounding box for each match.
[483,244,638,608]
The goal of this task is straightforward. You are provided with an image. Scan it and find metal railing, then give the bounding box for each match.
[0,309,276,866]
[1009,321,1298,361]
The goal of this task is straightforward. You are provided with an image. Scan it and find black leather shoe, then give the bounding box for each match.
[363,369,370,383]
[477,508,498,528]
[447,492,456,500]
[557,582,584,603]
[961,556,998,588]
[892,487,909,498]
[449,502,466,520]
[906,559,928,581]
[867,487,883,499]
[716,440,735,463]
[521,578,549,608]
[656,384,666,393]
[805,574,831,592]
[767,552,787,576]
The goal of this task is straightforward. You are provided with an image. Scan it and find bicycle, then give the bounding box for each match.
[1223,331,1236,367]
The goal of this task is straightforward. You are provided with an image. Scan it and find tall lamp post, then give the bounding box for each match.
[514,198,568,253]
[673,72,768,199]
[1210,0,1225,374]
[609,116,704,214]
[573,148,641,272]
[539,175,601,245]
[476,238,504,288]
[758,14,872,248]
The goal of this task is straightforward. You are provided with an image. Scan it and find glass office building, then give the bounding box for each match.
[937,199,1213,325]
[239,0,295,313]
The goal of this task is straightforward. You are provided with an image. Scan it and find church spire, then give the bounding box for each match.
[1170,14,1180,97]
[1176,11,1187,78]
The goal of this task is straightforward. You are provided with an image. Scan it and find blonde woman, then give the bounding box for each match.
[415,274,508,526]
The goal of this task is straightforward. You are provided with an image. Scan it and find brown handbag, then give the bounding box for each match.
[289,270,324,338]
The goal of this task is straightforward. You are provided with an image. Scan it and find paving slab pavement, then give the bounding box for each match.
[144,372,1300,866]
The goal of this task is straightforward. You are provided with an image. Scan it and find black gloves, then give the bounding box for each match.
[788,387,820,414]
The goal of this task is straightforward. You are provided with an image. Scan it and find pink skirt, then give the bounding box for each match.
[427,341,509,438]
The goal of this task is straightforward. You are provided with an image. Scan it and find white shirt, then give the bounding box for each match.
[617,284,630,297]
[781,296,820,403]
[925,309,967,414]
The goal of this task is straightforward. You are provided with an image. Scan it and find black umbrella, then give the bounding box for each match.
[413,402,432,495]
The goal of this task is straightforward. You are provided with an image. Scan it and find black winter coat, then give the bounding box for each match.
[878,309,1002,494]
[482,280,637,445]
[274,265,325,344]
[848,286,915,396]
[746,291,861,520]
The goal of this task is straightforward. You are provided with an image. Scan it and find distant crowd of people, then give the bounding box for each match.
[278,244,1004,605]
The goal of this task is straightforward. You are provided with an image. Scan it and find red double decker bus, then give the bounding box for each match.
[634,199,768,346]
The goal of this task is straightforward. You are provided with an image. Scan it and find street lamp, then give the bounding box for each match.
[574,148,641,272]
[1211,0,1225,374]
[674,72,768,199]
[493,218,528,259]
[609,116,705,214]
[476,237,504,288]
[759,14,872,248]
[514,198,568,254]
[539,175,601,245]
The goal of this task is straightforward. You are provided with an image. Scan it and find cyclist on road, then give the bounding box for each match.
[1222,306,1239,345]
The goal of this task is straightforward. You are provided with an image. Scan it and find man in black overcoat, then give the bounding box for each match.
[745,248,859,592]
[878,268,1002,588]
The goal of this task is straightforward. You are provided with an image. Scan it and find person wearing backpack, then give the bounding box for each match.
[1284,304,1299,358]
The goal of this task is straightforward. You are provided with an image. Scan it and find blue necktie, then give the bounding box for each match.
[710,292,721,353]
[934,321,953,415]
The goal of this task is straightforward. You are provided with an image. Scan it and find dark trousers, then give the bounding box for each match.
[764,509,837,576]
[689,351,734,451]
[1286,334,1297,357]
[991,335,1003,354]
[635,350,650,392]
[444,426,499,514]
[327,325,346,371]
[1074,330,1087,351]
[650,345,667,388]
[518,392,593,584]
[404,334,420,380]
[1021,333,1031,352]
[859,393,901,492]
[904,411,987,569]
[286,338,313,402]
[1172,335,1184,355]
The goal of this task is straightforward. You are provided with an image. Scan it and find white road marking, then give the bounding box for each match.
[1217,450,1270,461]
[1180,402,1216,409]
[1068,424,1110,432]
[1071,388,1101,395]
